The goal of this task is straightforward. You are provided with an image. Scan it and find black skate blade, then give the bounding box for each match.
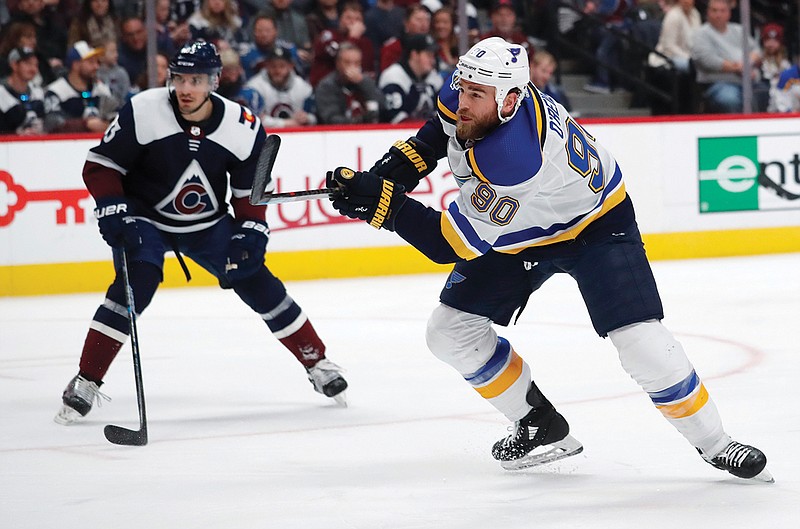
[104,424,148,446]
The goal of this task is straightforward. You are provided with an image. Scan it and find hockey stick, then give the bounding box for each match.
[248,134,337,205]
[104,249,148,446]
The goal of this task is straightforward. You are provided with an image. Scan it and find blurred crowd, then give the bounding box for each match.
[0,0,798,136]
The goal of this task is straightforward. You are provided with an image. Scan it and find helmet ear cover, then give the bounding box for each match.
[455,37,530,123]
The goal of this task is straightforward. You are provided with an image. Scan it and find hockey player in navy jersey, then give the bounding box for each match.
[326,37,772,481]
[55,40,348,425]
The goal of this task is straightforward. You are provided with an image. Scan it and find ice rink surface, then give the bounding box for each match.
[1,253,798,528]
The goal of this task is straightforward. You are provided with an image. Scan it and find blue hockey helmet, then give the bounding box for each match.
[168,40,222,76]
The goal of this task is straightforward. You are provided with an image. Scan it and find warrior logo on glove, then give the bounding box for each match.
[327,167,407,231]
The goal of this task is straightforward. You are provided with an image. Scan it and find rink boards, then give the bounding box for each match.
[2,115,800,296]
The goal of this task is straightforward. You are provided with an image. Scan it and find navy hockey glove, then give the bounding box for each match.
[225,220,270,281]
[327,167,406,230]
[369,137,437,192]
[94,197,141,249]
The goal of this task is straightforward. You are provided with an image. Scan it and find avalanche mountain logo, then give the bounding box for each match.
[156,160,219,220]
[698,134,800,213]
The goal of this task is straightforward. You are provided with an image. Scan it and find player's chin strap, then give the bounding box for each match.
[168,88,213,117]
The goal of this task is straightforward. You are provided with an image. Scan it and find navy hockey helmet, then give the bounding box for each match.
[168,40,222,77]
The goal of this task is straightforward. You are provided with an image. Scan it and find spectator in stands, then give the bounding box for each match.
[759,22,789,112]
[95,37,130,108]
[310,1,374,87]
[240,13,300,79]
[43,40,116,133]
[480,0,535,51]
[67,0,118,48]
[171,0,202,23]
[0,47,45,134]
[380,3,431,72]
[648,0,700,73]
[131,50,169,93]
[187,0,247,49]
[530,49,572,111]
[263,0,312,65]
[315,41,382,124]
[582,0,634,94]
[155,0,189,55]
[691,0,763,113]
[247,44,317,127]
[0,21,54,84]
[378,32,442,123]
[431,7,458,77]
[217,46,267,116]
[365,0,405,52]
[422,0,481,44]
[117,16,148,89]
[7,0,69,79]
[305,0,339,43]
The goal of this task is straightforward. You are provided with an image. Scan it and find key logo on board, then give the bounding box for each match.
[698,135,800,213]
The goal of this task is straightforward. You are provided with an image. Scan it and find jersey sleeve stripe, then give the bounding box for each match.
[441,210,481,260]
[86,151,128,175]
[437,96,457,124]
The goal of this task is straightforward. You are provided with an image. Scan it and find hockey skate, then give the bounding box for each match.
[492,404,583,471]
[306,359,348,406]
[54,374,109,425]
[700,439,774,483]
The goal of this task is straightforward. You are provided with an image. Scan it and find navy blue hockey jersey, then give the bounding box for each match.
[84,87,266,233]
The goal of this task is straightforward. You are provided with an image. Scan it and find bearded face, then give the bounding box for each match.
[456,80,501,141]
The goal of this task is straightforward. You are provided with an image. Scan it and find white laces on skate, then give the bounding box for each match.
[715,442,750,469]
[701,440,775,483]
[73,377,111,408]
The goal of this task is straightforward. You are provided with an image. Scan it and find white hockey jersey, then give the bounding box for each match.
[434,76,627,260]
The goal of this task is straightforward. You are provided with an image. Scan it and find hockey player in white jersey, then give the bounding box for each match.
[327,37,772,481]
[54,40,347,426]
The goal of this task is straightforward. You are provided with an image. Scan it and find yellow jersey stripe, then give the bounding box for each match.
[441,213,480,260]
[528,84,546,149]
[467,148,490,183]
[438,97,457,122]
[474,351,524,399]
[657,384,710,419]
[498,182,627,253]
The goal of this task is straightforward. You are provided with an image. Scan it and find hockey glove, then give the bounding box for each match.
[225,219,270,281]
[94,197,141,249]
[369,136,437,192]
[327,167,406,230]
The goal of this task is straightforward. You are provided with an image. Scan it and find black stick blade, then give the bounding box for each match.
[249,134,282,205]
[104,424,148,446]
